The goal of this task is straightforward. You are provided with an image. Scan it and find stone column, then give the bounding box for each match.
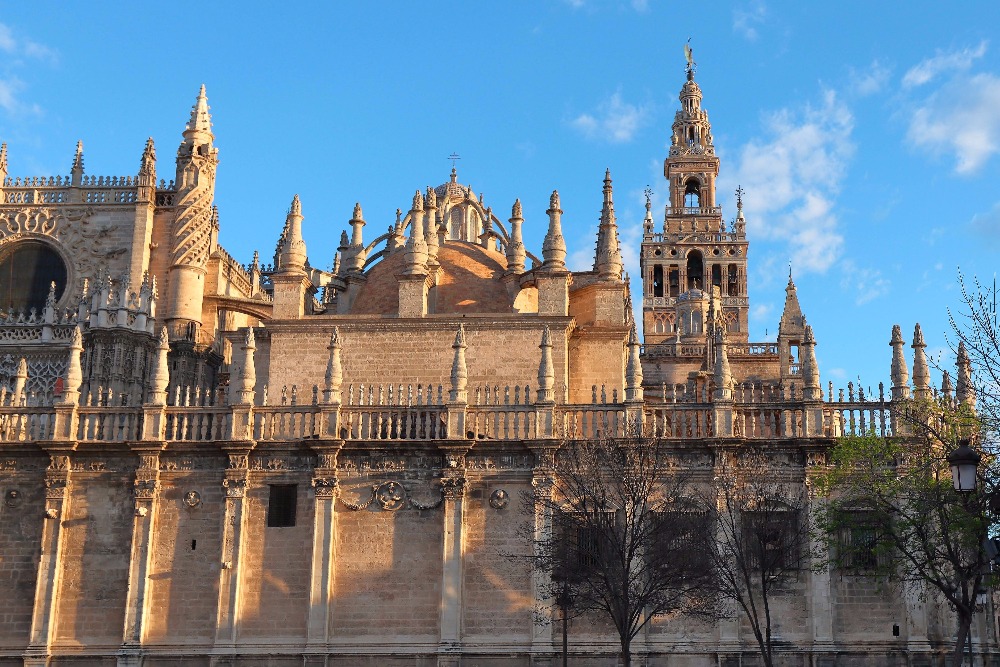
[528,445,556,667]
[212,446,252,661]
[305,442,342,658]
[24,450,74,667]
[438,448,468,666]
[119,445,164,667]
[804,462,834,660]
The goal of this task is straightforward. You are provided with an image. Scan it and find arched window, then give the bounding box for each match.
[0,241,67,314]
[652,265,664,297]
[711,264,722,288]
[728,264,739,296]
[686,250,703,290]
[684,179,701,208]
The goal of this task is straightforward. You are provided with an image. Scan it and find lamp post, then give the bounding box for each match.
[948,439,981,493]
[946,439,983,666]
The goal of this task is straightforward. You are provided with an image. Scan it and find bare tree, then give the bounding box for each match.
[696,446,811,667]
[524,434,717,667]
[948,270,1000,443]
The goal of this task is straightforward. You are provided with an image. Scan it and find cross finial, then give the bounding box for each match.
[643,186,653,208]
[448,152,461,169]
[735,185,744,209]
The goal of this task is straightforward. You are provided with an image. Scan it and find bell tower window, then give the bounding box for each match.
[686,250,703,290]
[711,264,722,289]
[652,265,664,297]
[669,267,679,297]
[728,264,739,296]
[684,179,701,208]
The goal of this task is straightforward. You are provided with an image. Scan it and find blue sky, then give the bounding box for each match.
[1,1,999,393]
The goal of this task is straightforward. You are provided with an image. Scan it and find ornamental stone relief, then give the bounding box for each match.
[338,480,444,512]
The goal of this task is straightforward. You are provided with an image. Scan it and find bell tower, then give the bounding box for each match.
[641,54,749,345]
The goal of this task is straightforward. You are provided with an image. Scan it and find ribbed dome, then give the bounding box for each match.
[433,168,479,203]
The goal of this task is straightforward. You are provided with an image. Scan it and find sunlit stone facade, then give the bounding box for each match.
[0,66,992,667]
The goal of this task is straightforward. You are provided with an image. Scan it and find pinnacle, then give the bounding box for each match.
[352,202,363,221]
[512,198,522,219]
[0,142,7,171]
[548,190,560,211]
[290,194,302,216]
[184,84,213,141]
[72,140,84,172]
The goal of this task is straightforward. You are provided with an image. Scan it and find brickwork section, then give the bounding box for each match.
[54,470,133,646]
[238,472,312,639]
[145,471,224,644]
[0,465,44,648]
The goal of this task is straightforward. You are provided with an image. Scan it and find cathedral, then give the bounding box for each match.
[0,62,990,667]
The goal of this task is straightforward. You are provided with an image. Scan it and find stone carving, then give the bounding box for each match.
[489,488,509,510]
[440,476,466,500]
[44,508,58,519]
[44,477,67,499]
[222,477,247,498]
[133,478,158,500]
[184,490,202,507]
[4,489,21,507]
[376,481,406,511]
[311,477,338,498]
[339,484,377,511]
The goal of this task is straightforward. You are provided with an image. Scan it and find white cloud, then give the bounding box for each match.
[631,0,650,12]
[570,91,649,143]
[0,78,21,113]
[732,1,766,41]
[902,41,987,88]
[907,73,1000,174]
[721,89,854,273]
[969,201,1000,248]
[850,59,891,96]
[840,259,890,305]
[0,23,55,117]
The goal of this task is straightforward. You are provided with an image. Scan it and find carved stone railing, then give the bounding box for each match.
[466,405,537,441]
[645,405,713,438]
[339,405,448,441]
[76,406,142,442]
[665,206,722,216]
[558,406,629,439]
[165,406,231,442]
[0,406,54,441]
[253,406,321,441]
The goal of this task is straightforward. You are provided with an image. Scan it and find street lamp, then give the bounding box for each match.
[947,439,981,493]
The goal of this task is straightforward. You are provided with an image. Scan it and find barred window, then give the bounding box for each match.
[838,512,885,571]
[744,509,800,571]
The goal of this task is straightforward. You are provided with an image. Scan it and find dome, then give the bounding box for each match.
[350,242,514,315]
[434,168,479,203]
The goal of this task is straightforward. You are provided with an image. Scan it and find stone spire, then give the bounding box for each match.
[322,328,343,404]
[182,84,214,148]
[889,324,911,400]
[389,208,406,252]
[911,324,930,400]
[594,169,623,280]
[62,326,84,405]
[278,194,307,273]
[346,202,367,273]
[505,199,526,274]
[713,326,732,401]
[779,270,805,332]
[956,341,975,408]
[542,191,567,270]
[449,325,468,403]
[625,323,644,402]
[149,327,171,405]
[801,324,821,400]
[234,328,256,405]
[536,326,555,403]
[733,186,747,236]
[71,140,85,186]
[139,137,156,176]
[0,142,7,183]
[403,190,428,275]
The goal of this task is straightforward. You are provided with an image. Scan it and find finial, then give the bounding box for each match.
[412,189,424,212]
[425,185,437,208]
[352,202,363,220]
[183,84,214,143]
[542,190,567,270]
[0,142,7,172]
[684,38,696,78]
[512,198,523,219]
[736,185,744,210]
[644,186,653,211]
[549,190,560,210]
[290,193,302,216]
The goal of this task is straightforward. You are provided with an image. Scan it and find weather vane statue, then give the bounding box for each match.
[684,38,696,76]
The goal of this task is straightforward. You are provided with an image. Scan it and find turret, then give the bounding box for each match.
[137,137,156,199]
[594,169,623,281]
[777,270,806,381]
[536,326,554,403]
[912,324,931,400]
[889,324,911,400]
[449,325,468,404]
[712,326,732,401]
[505,199,526,275]
[625,323,644,402]
[800,324,821,400]
[271,195,313,319]
[542,190,567,270]
[398,190,430,317]
[166,85,219,340]
[278,194,307,273]
[322,328,343,405]
[346,202,367,273]
[149,327,171,406]
[63,326,84,406]
[425,186,440,269]
[941,371,954,402]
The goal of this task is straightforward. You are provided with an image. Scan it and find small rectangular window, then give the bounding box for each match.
[267,484,297,527]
